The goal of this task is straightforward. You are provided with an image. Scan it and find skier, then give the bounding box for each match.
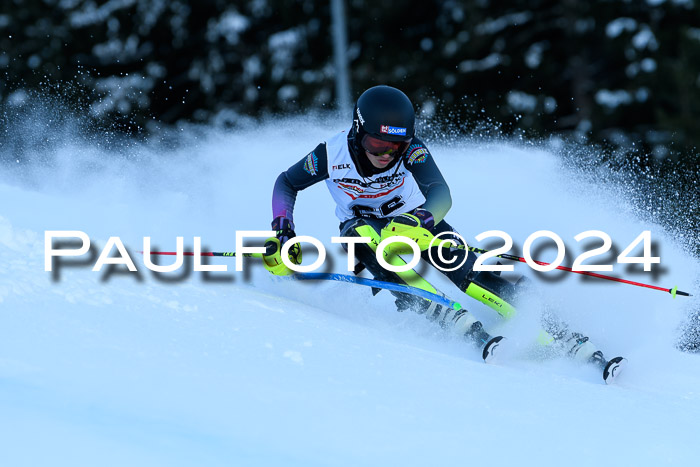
[265,85,624,382]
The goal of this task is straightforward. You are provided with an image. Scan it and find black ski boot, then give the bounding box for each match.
[463,319,505,363]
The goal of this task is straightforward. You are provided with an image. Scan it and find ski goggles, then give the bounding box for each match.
[361,134,412,156]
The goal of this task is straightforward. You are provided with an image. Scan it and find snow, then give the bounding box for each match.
[69,0,138,28]
[1,116,699,465]
[507,90,537,112]
[524,42,546,69]
[206,10,250,46]
[475,12,533,35]
[458,53,505,73]
[595,89,634,109]
[632,27,659,51]
[606,18,637,39]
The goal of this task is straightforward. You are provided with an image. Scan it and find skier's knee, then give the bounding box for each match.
[339,218,381,262]
[340,217,372,238]
[339,218,409,285]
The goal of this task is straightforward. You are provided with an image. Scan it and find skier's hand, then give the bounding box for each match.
[412,208,435,230]
[270,216,302,265]
[262,217,302,276]
[272,216,296,245]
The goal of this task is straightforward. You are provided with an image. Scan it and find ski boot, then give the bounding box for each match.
[418,301,504,363]
[467,320,505,363]
[566,333,626,384]
[447,306,504,363]
[589,350,626,384]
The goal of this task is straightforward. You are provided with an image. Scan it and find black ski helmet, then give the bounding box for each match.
[348,86,415,172]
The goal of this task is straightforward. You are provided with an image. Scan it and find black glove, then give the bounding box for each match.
[271,216,296,244]
[412,208,435,230]
[270,216,301,264]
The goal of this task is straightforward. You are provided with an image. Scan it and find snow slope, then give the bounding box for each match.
[1,116,699,466]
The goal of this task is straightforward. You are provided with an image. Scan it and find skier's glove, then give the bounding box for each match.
[263,216,302,276]
[272,216,296,246]
[412,208,435,230]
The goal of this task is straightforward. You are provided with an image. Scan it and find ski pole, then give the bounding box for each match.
[463,245,691,298]
[287,272,463,311]
[141,252,461,310]
[140,240,276,259]
[141,247,691,298]
[140,251,260,257]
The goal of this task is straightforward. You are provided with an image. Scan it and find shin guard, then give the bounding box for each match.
[461,271,519,319]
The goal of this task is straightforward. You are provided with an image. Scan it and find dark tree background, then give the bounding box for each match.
[2,0,700,154]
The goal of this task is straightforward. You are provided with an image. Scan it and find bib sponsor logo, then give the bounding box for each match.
[303,151,319,176]
[333,172,406,189]
[380,125,407,136]
[334,173,407,200]
[338,182,364,194]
